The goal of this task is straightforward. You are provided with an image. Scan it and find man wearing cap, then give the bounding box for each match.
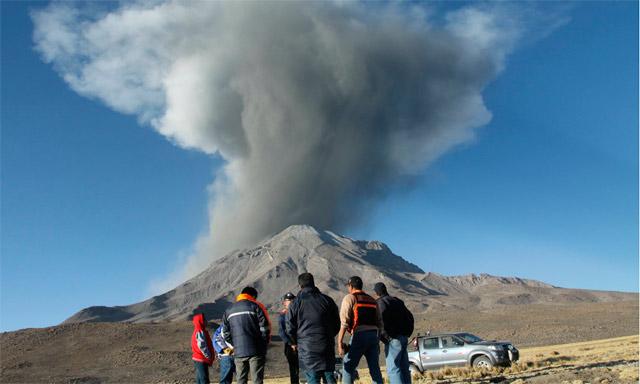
[374,282,414,384]
[286,273,341,384]
[279,292,299,384]
[337,276,385,384]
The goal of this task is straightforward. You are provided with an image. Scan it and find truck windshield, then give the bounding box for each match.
[457,333,483,343]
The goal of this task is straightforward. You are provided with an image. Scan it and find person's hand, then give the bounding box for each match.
[291,345,297,352]
[338,343,345,357]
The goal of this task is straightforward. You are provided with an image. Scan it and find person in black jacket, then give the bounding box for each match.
[374,282,414,384]
[286,273,340,384]
[222,286,271,384]
[279,292,299,384]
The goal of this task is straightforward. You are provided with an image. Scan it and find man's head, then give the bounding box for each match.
[241,286,258,299]
[346,276,363,293]
[298,272,315,288]
[283,292,295,309]
[373,282,388,298]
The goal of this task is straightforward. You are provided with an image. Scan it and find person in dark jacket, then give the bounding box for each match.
[191,313,215,384]
[286,273,340,384]
[222,287,271,384]
[279,292,299,384]
[374,282,414,384]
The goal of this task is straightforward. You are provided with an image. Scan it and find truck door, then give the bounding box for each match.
[439,335,467,366]
[419,337,441,368]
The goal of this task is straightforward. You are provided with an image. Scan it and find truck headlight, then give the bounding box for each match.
[488,345,503,351]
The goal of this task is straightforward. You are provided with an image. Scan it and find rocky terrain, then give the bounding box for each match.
[65,225,635,324]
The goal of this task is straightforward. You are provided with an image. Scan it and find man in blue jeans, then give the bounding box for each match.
[337,276,385,384]
[374,282,414,384]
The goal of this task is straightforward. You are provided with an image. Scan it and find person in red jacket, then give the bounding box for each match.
[192,313,215,384]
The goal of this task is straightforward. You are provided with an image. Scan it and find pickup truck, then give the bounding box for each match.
[408,332,519,375]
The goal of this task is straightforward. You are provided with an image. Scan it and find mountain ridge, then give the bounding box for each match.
[64,225,635,324]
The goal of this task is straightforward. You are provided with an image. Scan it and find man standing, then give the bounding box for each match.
[279,292,299,384]
[374,282,414,384]
[222,287,271,384]
[286,273,341,384]
[337,276,384,384]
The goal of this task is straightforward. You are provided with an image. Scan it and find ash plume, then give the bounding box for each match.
[31,1,564,291]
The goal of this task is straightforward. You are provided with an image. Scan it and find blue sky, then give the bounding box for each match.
[2,1,637,331]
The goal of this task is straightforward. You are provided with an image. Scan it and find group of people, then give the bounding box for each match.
[191,273,415,384]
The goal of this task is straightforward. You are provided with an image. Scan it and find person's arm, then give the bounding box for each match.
[212,326,225,354]
[377,298,387,316]
[280,313,295,345]
[329,296,340,337]
[222,312,233,347]
[337,295,354,356]
[196,330,212,361]
[285,302,298,350]
[256,303,271,344]
[337,326,348,357]
[376,301,389,343]
[376,298,389,343]
[376,302,384,332]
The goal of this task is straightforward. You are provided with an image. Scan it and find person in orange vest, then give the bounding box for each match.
[337,276,385,384]
[222,287,271,384]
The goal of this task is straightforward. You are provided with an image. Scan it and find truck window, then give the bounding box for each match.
[441,336,464,348]
[422,337,439,349]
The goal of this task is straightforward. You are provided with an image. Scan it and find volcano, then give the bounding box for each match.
[65,225,634,324]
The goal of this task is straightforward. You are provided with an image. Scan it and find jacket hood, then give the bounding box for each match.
[192,313,206,330]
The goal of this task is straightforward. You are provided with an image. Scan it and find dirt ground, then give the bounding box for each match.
[1,301,637,383]
[293,335,637,384]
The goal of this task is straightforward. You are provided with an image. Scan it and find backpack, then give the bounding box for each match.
[383,296,414,337]
[350,291,378,332]
[396,299,414,337]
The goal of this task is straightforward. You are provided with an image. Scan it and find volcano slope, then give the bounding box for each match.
[64,225,634,324]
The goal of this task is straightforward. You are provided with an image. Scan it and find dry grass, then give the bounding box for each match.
[263,335,639,384]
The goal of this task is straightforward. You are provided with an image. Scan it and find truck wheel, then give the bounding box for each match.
[409,364,420,378]
[473,355,493,369]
